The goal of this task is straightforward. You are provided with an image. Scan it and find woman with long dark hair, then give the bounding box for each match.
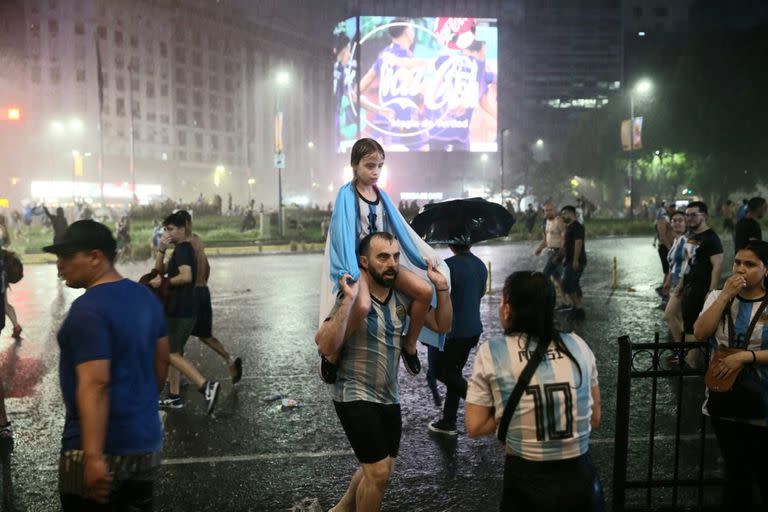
[694,240,768,511]
[466,271,604,511]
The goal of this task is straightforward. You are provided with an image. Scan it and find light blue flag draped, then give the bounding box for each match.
[319,182,450,349]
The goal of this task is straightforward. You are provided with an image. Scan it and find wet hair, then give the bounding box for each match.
[56,207,65,216]
[388,18,410,38]
[502,271,583,386]
[686,201,708,215]
[747,197,766,212]
[560,205,576,215]
[741,241,768,289]
[350,138,385,168]
[162,211,187,229]
[358,232,396,258]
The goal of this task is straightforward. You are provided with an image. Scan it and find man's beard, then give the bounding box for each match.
[370,267,398,287]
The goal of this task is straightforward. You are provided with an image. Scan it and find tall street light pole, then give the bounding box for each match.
[275,70,290,238]
[628,78,652,219]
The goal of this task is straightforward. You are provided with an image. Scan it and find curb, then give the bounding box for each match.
[20,242,327,265]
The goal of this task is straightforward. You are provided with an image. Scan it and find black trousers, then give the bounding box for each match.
[436,335,479,423]
[501,452,605,512]
[61,479,153,512]
[711,417,768,511]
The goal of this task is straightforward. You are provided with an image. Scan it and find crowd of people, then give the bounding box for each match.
[0,133,766,510]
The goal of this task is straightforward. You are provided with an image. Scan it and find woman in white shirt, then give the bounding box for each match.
[465,271,603,511]
[693,241,768,511]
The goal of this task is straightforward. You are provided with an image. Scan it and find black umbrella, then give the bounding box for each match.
[410,197,516,245]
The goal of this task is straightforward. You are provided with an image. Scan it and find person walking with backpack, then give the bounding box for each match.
[465,271,604,512]
[0,227,23,339]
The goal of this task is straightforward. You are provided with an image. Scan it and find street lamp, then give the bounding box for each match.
[628,78,653,218]
[275,70,290,237]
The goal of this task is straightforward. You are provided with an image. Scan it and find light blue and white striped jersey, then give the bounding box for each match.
[356,191,387,240]
[701,290,768,425]
[467,332,598,461]
[330,290,411,404]
[667,233,689,289]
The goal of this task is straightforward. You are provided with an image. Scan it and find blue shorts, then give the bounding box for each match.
[542,249,563,282]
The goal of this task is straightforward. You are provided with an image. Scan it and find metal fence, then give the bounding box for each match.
[613,334,723,512]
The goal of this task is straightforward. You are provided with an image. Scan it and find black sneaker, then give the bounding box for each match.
[230,357,243,384]
[204,381,220,415]
[319,355,338,384]
[402,350,421,376]
[428,419,457,436]
[159,395,184,409]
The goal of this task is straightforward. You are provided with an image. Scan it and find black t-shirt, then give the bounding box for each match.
[734,217,762,252]
[563,222,587,266]
[166,242,197,318]
[683,228,723,293]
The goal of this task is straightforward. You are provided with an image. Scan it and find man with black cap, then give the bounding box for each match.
[45,220,170,510]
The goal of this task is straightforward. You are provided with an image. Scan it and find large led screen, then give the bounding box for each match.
[333,16,498,153]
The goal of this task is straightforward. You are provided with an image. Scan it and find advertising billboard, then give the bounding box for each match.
[333,16,498,153]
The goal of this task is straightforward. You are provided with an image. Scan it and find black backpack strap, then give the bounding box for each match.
[497,336,549,443]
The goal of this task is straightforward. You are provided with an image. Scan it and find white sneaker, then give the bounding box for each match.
[204,381,220,415]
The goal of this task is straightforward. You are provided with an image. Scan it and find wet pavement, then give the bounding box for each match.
[0,237,735,511]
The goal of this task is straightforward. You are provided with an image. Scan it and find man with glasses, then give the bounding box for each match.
[675,201,723,343]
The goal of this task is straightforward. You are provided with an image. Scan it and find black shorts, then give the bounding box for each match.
[682,285,708,335]
[333,400,401,464]
[191,286,212,338]
[501,452,604,512]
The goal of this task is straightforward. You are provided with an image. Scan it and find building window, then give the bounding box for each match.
[159,42,167,57]
[209,75,219,90]
[192,111,203,128]
[31,23,40,38]
[74,22,84,35]
[178,131,187,146]
[97,25,106,39]
[225,117,234,131]
[50,67,60,83]
[193,90,203,106]
[31,67,41,83]
[653,7,668,16]
[633,7,642,17]
[175,68,186,83]
[210,114,219,130]
[210,135,219,150]
[76,69,86,82]
[194,133,203,146]
[177,150,187,161]
[131,77,139,91]
[146,82,155,98]
[175,47,185,63]
[192,31,202,47]
[48,20,58,36]
[227,137,235,153]
[192,72,202,87]
[147,111,156,121]
[160,113,169,123]
[116,75,125,91]
[116,98,125,116]
[176,88,187,103]
[225,97,234,113]
[176,108,187,125]
[209,95,219,108]
[160,83,168,97]
[130,35,138,48]
[115,54,125,69]
[114,31,123,45]
[131,100,140,119]
[225,79,233,92]
[192,51,202,67]
[129,56,139,71]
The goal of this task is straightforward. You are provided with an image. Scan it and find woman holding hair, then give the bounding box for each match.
[693,240,768,511]
[663,211,689,342]
[465,271,604,511]
[319,138,448,382]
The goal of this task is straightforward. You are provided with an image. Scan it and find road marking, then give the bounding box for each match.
[37,449,355,471]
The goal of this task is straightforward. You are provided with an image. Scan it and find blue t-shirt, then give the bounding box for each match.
[58,279,166,454]
[446,252,488,338]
